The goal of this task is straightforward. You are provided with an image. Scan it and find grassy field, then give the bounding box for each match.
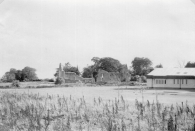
[0,88,195,131]
[0,83,195,130]
[1,85,195,105]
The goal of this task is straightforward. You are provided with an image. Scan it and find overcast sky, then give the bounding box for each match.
[0,0,195,78]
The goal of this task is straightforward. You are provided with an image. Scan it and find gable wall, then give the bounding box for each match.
[96,69,120,83]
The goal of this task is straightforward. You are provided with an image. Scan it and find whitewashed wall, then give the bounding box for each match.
[147,79,153,87]
[147,79,195,88]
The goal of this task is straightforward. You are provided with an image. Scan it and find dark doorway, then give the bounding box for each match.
[93,72,98,82]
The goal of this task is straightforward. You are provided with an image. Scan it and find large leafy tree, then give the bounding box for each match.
[142,67,154,75]
[82,57,131,82]
[83,57,122,75]
[94,57,122,72]
[1,67,38,82]
[91,57,100,64]
[131,57,152,75]
[1,72,16,82]
[185,62,195,68]
[93,57,122,81]
[82,65,94,78]
[22,67,38,81]
[15,70,23,81]
[10,68,17,74]
[1,68,18,82]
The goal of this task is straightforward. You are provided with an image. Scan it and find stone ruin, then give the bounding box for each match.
[96,65,131,83]
[57,63,94,83]
[57,63,131,84]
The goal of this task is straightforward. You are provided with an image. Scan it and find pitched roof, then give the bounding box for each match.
[148,68,195,76]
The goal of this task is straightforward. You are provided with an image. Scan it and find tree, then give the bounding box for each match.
[142,67,154,75]
[10,68,17,74]
[15,70,23,81]
[64,62,71,69]
[22,67,38,81]
[91,57,100,64]
[83,57,122,79]
[118,64,131,82]
[1,72,15,82]
[54,70,59,77]
[12,80,20,87]
[155,64,163,68]
[1,67,38,82]
[55,77,64,84]
[94,57,122,72]
[178,60,186,68]
[82,65,94,78]
[90,57,131,82]
[64,67,80,75]
[185,62,195,68]
[54,63,81,77]
[131,57,152,75]
[82,57,132,82]
[63,63,80,75]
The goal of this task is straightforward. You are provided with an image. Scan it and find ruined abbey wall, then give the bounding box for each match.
[57,63,94,83]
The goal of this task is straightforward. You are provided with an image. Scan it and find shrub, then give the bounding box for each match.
[141,76,147,83]
[96,81,107,85]
[130,76,137,81]
[5,85,10,88]
[12,80,20,87]
[55,77,64,85]
[48,79,54,82]
[23,78,29,82]
[43,78,54,82]
[32,79,42,81]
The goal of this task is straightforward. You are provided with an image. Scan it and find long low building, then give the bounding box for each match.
[147,68,195,88]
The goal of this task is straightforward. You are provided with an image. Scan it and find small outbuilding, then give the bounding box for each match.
[147,68,195,88]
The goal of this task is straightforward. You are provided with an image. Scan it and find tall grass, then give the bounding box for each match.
[0,91,195,131]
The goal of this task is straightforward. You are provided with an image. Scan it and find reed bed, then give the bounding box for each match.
[0,91,195,131]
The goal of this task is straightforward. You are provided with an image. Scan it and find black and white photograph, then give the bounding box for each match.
[0,0,195,130]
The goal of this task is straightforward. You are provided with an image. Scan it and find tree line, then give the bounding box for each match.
[1,67,38,82]
[2,58,195,82]
[57,57,155,82]
[63,57,195,80]
[82,57,160,79]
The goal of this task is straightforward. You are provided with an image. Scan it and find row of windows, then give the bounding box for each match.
[173,79,187,84]
[156,80,166,84]
[155,79,188,84]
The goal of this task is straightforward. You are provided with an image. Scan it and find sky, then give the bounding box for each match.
[0,0,195,79]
